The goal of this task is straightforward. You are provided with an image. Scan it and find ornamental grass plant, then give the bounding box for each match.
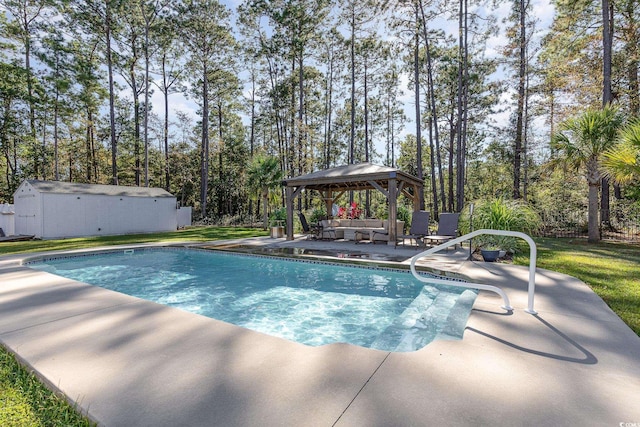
[460,198,542,253]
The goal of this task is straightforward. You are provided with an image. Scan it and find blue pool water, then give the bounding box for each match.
[29,248,477,352]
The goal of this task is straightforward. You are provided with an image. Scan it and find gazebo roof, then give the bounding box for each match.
[282,163,423,192]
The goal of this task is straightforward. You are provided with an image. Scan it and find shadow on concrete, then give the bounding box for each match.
[466,314,597,364]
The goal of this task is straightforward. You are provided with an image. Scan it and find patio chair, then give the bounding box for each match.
[298,212,320,240]
[424,212,460,248]
[398,211,430,248]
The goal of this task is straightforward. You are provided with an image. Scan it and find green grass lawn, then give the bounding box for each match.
[0,347,95,427]
[514,237,640,336]
[0,226,269,255]
[0,229,638,426]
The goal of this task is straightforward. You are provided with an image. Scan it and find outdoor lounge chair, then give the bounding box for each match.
[398,210,430,247]
[424,212,460,248]
[370,220,405,245]
[298,212,321,240]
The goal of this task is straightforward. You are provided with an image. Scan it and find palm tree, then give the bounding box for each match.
[551,106,623,242]
[603,119,640,184]
[247,155,283,229]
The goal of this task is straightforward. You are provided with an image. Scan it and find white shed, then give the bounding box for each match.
[0,203,15,236]
[14,180,178,239]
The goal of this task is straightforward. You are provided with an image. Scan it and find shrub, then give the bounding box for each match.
[397,205,412,226]
[461,198,542,253]
[269,207,287,225]
[309,207,327,224]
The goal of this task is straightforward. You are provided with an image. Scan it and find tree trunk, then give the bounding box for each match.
[250,70,256,156]
[600,0,614,223]
[428,117,438,218]
[349,9,356,165]
[419,0,443,214]
[588,183,601,242]
[163,55,170,191]
[262,188,269,229]
[130,62,141,186]
[364,56,371,216]
[523,66,530,201]
[144,21,150,187]
[628,0,639,115]
[414,14,424,210]
[200,64,209,219]
[23,21,38,178]
[602,0,613,106]
[454,0,466,212]
[513,0,526,199]
[448,111,455,212]
[53,88,59,181]
[218,104,224,216]
[325,49,334,168]
[85,108,93,181]
[587,158,601,242]
[106,1,118,185]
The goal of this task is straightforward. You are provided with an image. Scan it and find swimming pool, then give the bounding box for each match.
[29,248,476,352]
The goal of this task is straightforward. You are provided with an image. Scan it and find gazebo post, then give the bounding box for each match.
[285,186,294,240]
[388,176,397,245]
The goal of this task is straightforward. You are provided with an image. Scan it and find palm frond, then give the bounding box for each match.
[602,119,640,183]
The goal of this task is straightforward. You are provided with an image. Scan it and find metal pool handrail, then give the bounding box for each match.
[409,229,538,315]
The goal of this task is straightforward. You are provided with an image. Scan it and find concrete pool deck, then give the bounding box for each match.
[0,237,639,426]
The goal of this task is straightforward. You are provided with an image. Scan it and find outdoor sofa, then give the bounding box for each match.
[318,219,404,242]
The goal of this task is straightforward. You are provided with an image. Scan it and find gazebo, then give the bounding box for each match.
[282,163,424,243]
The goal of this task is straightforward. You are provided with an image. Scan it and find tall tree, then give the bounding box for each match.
[412,4,424,209]
[512,0,527,199]
[619,0,639,116]
[151,10,183,191]
[115,2,144,185]
[1,0,51,178]
[37,28,74,181]
[551,106,623,242]
[68,0,122,184]
[71,38,107,183]
[600,0,614,222]
[417,0,444,215]
[139,0,169,187]
[454,0,469,212]
[247,154,283,229]
[0,22,30,195]
[340,0,379,166]
[175,0,234,218]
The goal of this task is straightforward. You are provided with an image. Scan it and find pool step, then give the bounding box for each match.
[435,289,478,341]
[370,286,477,352]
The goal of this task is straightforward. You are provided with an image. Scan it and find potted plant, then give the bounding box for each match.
[269,207,287,238]
[473,236,502,262]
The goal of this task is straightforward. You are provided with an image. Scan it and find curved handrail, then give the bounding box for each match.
[409,229,538,315]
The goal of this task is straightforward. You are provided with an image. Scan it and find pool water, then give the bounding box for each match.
[29,248,477,352]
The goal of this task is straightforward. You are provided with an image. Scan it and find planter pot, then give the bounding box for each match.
[498,250,506,259]
[270,226,284,238]
[481,249,500,262]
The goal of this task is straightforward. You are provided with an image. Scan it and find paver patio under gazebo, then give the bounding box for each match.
[282,163,424,243]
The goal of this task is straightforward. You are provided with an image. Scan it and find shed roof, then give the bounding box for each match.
[282,163,423,191]
[24,180,175,198]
